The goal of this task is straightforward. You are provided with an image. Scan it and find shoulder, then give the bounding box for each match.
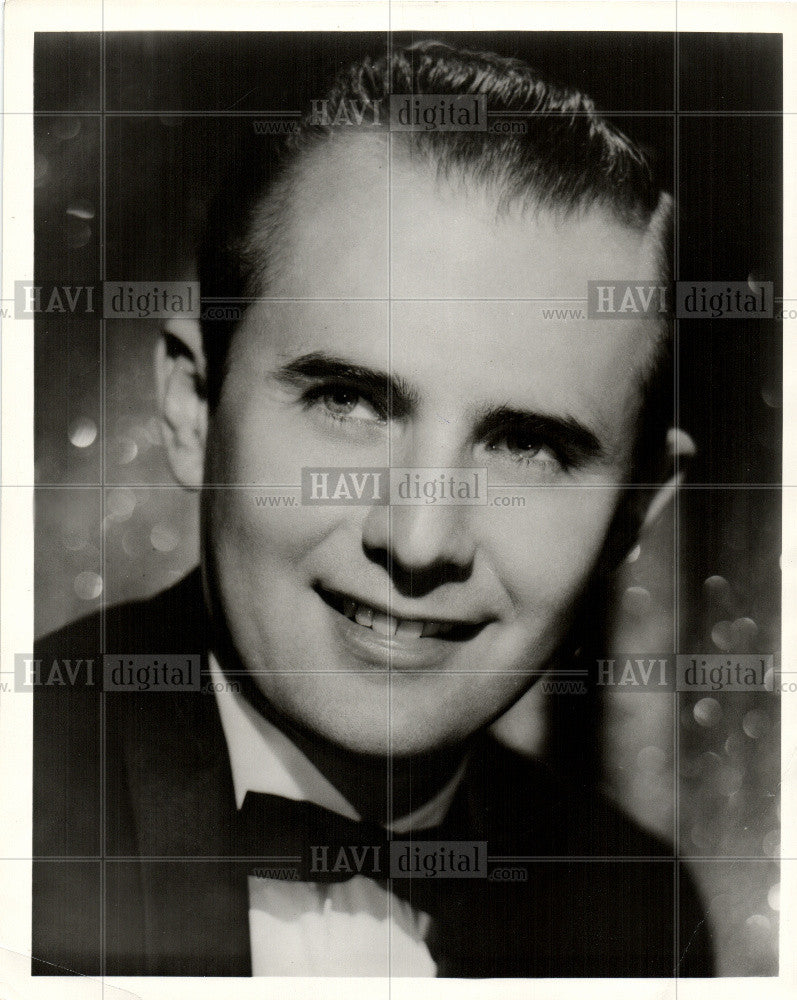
[462,737,714,976]
[34,567,206,661]
[33,570,207,855]
[470,736,669,856]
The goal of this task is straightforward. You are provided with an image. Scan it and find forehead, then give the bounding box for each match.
[270,133,661,302]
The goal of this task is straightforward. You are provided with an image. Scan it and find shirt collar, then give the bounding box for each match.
[209,653,465,831]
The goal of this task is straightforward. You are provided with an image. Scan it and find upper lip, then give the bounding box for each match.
[315,583,490,627]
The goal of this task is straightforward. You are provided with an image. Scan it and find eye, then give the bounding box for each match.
[484,424,565,471]
[324,387,361,416]
[502,427,555,461]
[303,383,386,424]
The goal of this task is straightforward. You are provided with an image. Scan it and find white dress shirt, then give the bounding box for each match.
[209,655,464,976]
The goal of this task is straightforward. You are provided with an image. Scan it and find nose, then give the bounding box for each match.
[360,444,478,593]
[363,503,475,585]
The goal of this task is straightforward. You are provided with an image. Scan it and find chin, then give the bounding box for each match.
[319,723,465,761]
[267,685,474,760]
[326,698,490,759]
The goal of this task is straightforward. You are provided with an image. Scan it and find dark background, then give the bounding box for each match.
[34,32,782,975]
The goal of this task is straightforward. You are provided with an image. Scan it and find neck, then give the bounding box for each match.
[286,713,469,824]
[237,668,469,823]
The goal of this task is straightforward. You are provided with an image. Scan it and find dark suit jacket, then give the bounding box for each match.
[32,570,713,978]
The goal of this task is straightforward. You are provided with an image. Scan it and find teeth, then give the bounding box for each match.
[354,604,374,628]
[396,619,424,639]
[371,612,399,637]
[338,594,455,639]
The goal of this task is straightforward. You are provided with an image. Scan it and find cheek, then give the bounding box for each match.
[388,671,533,753]
[487,488,619,614]
[207,386,315,542]
[209,391,302,484]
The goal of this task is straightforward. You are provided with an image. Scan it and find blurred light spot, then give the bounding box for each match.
[747,272,767,294]
[621,586,651,618]
[733,617,758,649]
[768,883,780,911]
[711,616,757,652]
[34,153,49,186]
[762,829,779,858]
[703,574,731,603]
[724,732,747,758]
[53,117,81,141]
[625,543,641,564]
[693,698,723,728]
[69,417,97,448]
[745,914,771,939]
[151,524,180,552]
[666,427,696,457]
[124,420,153,454]
[761,385,781,408]
[106,488,136,523]
[122,417,160,455]
[74,571,103,601]
[113,435,139,466]
[743,710,771,740]
[66,200,95,220]
[711,620,734,651]
[66,222,92,249]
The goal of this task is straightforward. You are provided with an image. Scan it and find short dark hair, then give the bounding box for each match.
[199,39,672,463]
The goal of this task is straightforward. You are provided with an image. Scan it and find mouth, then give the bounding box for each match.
[314,584,486,643]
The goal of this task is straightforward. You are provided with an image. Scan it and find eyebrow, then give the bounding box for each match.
[273,351,605,463]
[272,352,419,415]
[474,406,605,464]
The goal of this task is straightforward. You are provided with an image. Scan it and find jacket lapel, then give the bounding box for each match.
[106,620,251,976]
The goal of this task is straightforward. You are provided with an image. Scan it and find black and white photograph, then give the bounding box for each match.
[0,3,792,992]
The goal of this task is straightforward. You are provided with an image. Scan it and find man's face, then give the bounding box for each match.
[203,136,661,757]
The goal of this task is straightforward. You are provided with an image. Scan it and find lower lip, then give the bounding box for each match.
[317,591,476,671]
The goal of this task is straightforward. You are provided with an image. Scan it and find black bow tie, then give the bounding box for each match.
[236,790,485,976]
[236,791,452,884]
[236,791,391,881]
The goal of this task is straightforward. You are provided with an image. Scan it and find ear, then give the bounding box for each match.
[608,426,697,568]
[155,318,208,489]
[639,426,697,530]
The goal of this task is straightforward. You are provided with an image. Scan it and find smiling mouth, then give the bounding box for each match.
[315,585,485,642]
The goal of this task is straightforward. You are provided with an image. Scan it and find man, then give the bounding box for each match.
[33,40,711,977]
